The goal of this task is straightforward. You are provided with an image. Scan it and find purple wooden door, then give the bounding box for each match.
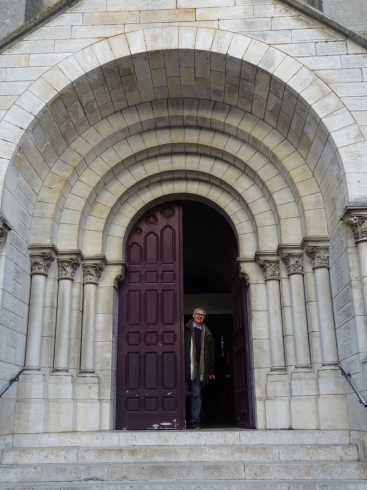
[116,202,185,430]
[233,267,255,429]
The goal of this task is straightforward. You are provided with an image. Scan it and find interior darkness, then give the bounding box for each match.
[182,201,237,427]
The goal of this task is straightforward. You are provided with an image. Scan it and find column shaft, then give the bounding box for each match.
[25,274,46,369]
[80,283,97,372]
[357,241,367,320]
[24,251,55,369]
[289,273,311,367]
[314,267,338,364]
[54,278,73,371]
[347,215,367,359]
[267,279,286,370]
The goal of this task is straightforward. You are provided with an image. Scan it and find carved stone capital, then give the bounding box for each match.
[57,257,81,280]
[30,253,55,276]
[114,264,127,290]
[281,253,304,275]
[0,217,11,245]
[348,215,367,243]
[306,246,330,269]
[258,260,280,281]
[83,262,105,285]
[239,271,250,285]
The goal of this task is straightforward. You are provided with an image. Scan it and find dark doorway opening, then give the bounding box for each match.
[183,201,237,427]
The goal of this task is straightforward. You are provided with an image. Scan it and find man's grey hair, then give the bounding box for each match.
[193,307,206,315]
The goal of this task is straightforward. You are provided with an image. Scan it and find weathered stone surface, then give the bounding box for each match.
[0,0,367,442]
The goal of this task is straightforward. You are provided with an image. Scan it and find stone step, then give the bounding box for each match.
[0,461,366,483]
[0,443,359,465]
[3,430,351,449]
[1,481,367,490]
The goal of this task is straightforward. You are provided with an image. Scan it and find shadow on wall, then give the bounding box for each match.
[25,0,58,21]
[305,0,323,11]
[0,0,58,38]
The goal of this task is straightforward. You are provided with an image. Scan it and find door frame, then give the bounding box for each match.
[114,198,256,430]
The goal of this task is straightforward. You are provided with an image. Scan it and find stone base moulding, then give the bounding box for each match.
[75,374,100,432]
[13,372,47,434]
[47,372,75,433]
[265,371,291,429]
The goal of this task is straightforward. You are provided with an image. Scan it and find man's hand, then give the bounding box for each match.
[209,374,215,380]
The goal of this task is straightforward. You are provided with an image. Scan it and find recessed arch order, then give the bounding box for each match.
[0,27,360,259]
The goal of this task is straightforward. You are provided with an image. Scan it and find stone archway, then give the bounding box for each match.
[0,28,362,433]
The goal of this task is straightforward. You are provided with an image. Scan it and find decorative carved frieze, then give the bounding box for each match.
[0,217,11,245]
[348,215,367,243]
[30,253,55,276]
[114,264,127,290]
[258,260,280,281]
[281,253,304,275]
[82,262,105,285]
[306,246,330,269]
[57,258,81,280]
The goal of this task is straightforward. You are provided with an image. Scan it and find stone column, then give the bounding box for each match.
[75,260,105,432]
[14,247,56,434]
[53,257,81,371]
[306,245,338,366]
[305,242,348,430]
[258,260,286,371]
[48,254,81,433]
[281,252,311,369]
[348,215,367,325]
[25,253,55,369]
[80,261,105,373]
[280,249,317,429]
[257,256,290,429]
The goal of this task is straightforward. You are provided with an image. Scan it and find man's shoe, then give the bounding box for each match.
[193,423,201,429]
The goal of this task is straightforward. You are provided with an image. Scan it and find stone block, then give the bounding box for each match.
[265,398,291,429]
[291,369,318,397]
[75,401,100,431]
[0,397,16,435]
[291,396,318,429]
[14,399,47,433]
[48,373,74,399]
[73,25,125,38]
[83,12,138,25]
[197,6,253,21]
[318,394,349,429]
[220,18,271,32]
[100,399,113,430]
[47,399,75,432]
[178,0,233,6]
[318,366,346,395]
[75,374,99,400]
[16,372,47,399]
[141,9,195,23]
[266,372,291,398]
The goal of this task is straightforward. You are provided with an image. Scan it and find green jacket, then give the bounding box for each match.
[184,319,215,386]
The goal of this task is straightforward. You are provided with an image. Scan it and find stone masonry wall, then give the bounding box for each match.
[1,0,367,433]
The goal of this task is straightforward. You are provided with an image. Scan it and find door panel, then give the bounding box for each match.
[116,202,184,430]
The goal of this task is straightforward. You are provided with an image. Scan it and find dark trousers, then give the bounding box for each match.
[186,364,202,425]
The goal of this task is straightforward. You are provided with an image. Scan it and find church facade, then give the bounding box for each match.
[0,0,367,438]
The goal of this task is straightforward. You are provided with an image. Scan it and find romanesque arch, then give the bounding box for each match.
[0,27,366,434]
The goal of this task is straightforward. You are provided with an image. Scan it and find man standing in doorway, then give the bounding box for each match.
[185,308,215,429]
